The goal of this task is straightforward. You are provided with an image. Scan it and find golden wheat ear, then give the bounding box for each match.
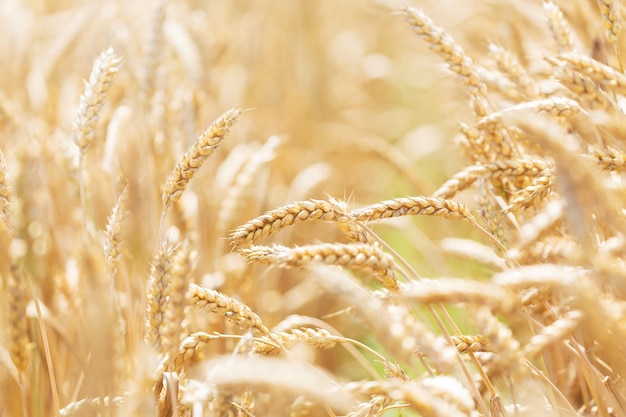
[229,199,351,248]
[72,47,122,233]
[158,108,242,245]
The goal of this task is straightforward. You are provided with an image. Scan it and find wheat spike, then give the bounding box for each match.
[104,186,128,280]
[543,0,577,52]
[351,196,478,225]
[162,108,242,209]
[187,283,270,335]
[8,263,29,372]
[598,0,621,44]
[229,199,351,248]
[72,47,122,154]
[145,243,177,353]
[242,243,398,290]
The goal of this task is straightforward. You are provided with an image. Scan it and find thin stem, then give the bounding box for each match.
[358,221,489,415]
[27,274,60,417]
[157,209,167,249]
[78,152,87,234]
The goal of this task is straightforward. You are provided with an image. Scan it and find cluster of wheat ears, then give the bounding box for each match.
[2,0,626,416]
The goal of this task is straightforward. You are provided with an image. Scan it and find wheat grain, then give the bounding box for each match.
[471,306,522,375]
[492,264,588,290]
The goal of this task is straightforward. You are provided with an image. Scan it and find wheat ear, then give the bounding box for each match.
[243,243,398,290]
[72,47,122,232]
[8,263,29,373]
[145,243,177,354]
[553,53,626,95]
[174,332,221,373]
[543,0,577,52]
[598,0,621,44]
[187,283,270,335]
[159,108,242,244]
[229,199,351,248]
[351,196,478,225]
[162,239,196,368]
[488,44,540,99]
[0,148,11,231]
[402,7,490,117]
[215,135,282,255]
[104,186,128,281]
[523,310,583,358]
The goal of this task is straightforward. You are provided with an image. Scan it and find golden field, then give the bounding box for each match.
[1,1,626,416]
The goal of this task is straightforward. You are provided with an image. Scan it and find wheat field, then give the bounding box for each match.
[2,0,626,416]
